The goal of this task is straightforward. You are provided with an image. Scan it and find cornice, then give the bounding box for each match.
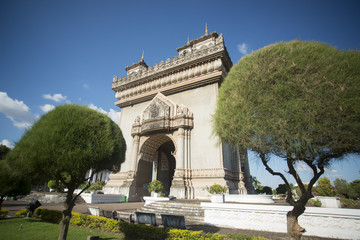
[176,32,219,52]
[112,33,232,92]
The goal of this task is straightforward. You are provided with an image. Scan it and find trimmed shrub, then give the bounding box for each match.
[68,212,271,240]
[206,184,228,194]
[15,209,28,217]
[34,208,62,223]
[47,180,57,189]
[227,235,271,240]
[340,198,360,208]
[148,180,164,193]
[166,229,227,239]
[308,198,322,207]
[0,209,9,218]
[70,212,162,239]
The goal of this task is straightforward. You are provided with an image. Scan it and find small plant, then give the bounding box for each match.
[15,209,28,217]
[47,179,65,192]
[206,184,227,194]
[0,209,9,219]
[47,180,57,189]
[340,198,360,208]
[88,180,106,192]
[34,208,62,223]
[148,180,164,193]
[308,198,322,207]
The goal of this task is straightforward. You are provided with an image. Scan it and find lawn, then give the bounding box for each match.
[0,218,124,240]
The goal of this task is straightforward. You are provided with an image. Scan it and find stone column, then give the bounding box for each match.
[170,127,186,198]
[176,128,185,169]
[131,135,140,172]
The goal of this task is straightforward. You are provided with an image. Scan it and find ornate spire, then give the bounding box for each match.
[205,23,208,35]
[187,36,189,45]
[141,50,144,61]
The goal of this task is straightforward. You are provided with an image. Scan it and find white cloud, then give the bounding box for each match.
[88,103,107,114]
[0,92,36,129]
[108,108,120,124]
[324,167,341,179]
[83,84,89,89]
[88,104,120,123]
[237,43,251,55]
[42,93,67,102]
[1,139,13,148]
[295,161,312,173]
[40,104,55,113]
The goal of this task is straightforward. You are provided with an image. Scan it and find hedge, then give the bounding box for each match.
[34,208,62,223]
[70,212,270,240]
[18,209,270,240]
[0,209,9,219]
[15,209,28,217]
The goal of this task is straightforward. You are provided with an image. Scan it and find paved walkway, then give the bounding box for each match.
[2,200,338,240]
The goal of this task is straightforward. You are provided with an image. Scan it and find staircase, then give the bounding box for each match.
[139,200,205,224]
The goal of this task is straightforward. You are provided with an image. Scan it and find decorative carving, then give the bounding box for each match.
[112,32,231,92]
[131,93,193,136]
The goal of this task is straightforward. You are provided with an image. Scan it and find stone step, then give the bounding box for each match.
[139,201,204,224]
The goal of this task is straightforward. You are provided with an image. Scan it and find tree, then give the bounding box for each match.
[0,145,31,209]
[312,177,336,197]
[276,184,287,195]
[0,144,10,160]
[333,178,356,198]
[261,186,273,195]
[349,180,360,198]
[214,40,360,239]
[251,176,263,193]
[7,105,126,240]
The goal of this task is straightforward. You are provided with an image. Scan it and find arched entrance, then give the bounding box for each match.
[133,134,176,200]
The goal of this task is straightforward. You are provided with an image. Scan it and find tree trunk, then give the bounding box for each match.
[0,196,4,210]
[287,205,306,240]
[58,189,75,240]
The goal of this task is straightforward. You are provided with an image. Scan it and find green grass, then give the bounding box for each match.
[0,218,124,240]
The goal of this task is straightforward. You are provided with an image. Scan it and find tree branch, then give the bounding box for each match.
[287,158,306,196]
[72,171,95,202]
[258,152,295,205]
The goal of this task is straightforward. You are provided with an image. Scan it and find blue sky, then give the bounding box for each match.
[1,0,359,188]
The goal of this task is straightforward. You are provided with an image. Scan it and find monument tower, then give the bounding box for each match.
[105,30,253,201]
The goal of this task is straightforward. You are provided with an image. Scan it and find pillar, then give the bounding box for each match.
[176,128,185,169]
[131,135,140,172]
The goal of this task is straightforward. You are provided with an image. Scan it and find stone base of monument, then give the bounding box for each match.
[143,196,170,205]
[316,196,341,208]
[210,194,225,203]
[224,194,274,203]
[80,193,124,204]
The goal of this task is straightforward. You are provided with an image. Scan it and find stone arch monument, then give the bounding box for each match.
[105,31,253,201]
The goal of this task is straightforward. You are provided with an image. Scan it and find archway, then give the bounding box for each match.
[134,134,176,200]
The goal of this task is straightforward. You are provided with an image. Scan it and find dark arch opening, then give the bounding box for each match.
[133,135,176,201]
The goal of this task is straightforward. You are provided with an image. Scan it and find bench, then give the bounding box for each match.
[87,206,102,216]
[115,211,134,223]
[135,212,156,226]
[161,214,186,229]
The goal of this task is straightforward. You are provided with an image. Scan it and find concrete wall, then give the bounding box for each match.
[166,83,221,169]
[201,202,360,239]
[118,82,223,171]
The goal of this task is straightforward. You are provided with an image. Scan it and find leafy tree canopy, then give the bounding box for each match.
[0,144,10,160]
[214,40,360,239]
[313,177,336,197]
[7,104,126,240]
[276,184,287,194]
[215,40,360,161]
[8,104,126,188]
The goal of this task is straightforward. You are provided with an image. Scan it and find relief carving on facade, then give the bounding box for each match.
[131,93,193,136]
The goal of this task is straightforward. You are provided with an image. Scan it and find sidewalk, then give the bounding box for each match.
[1,200,337,240]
